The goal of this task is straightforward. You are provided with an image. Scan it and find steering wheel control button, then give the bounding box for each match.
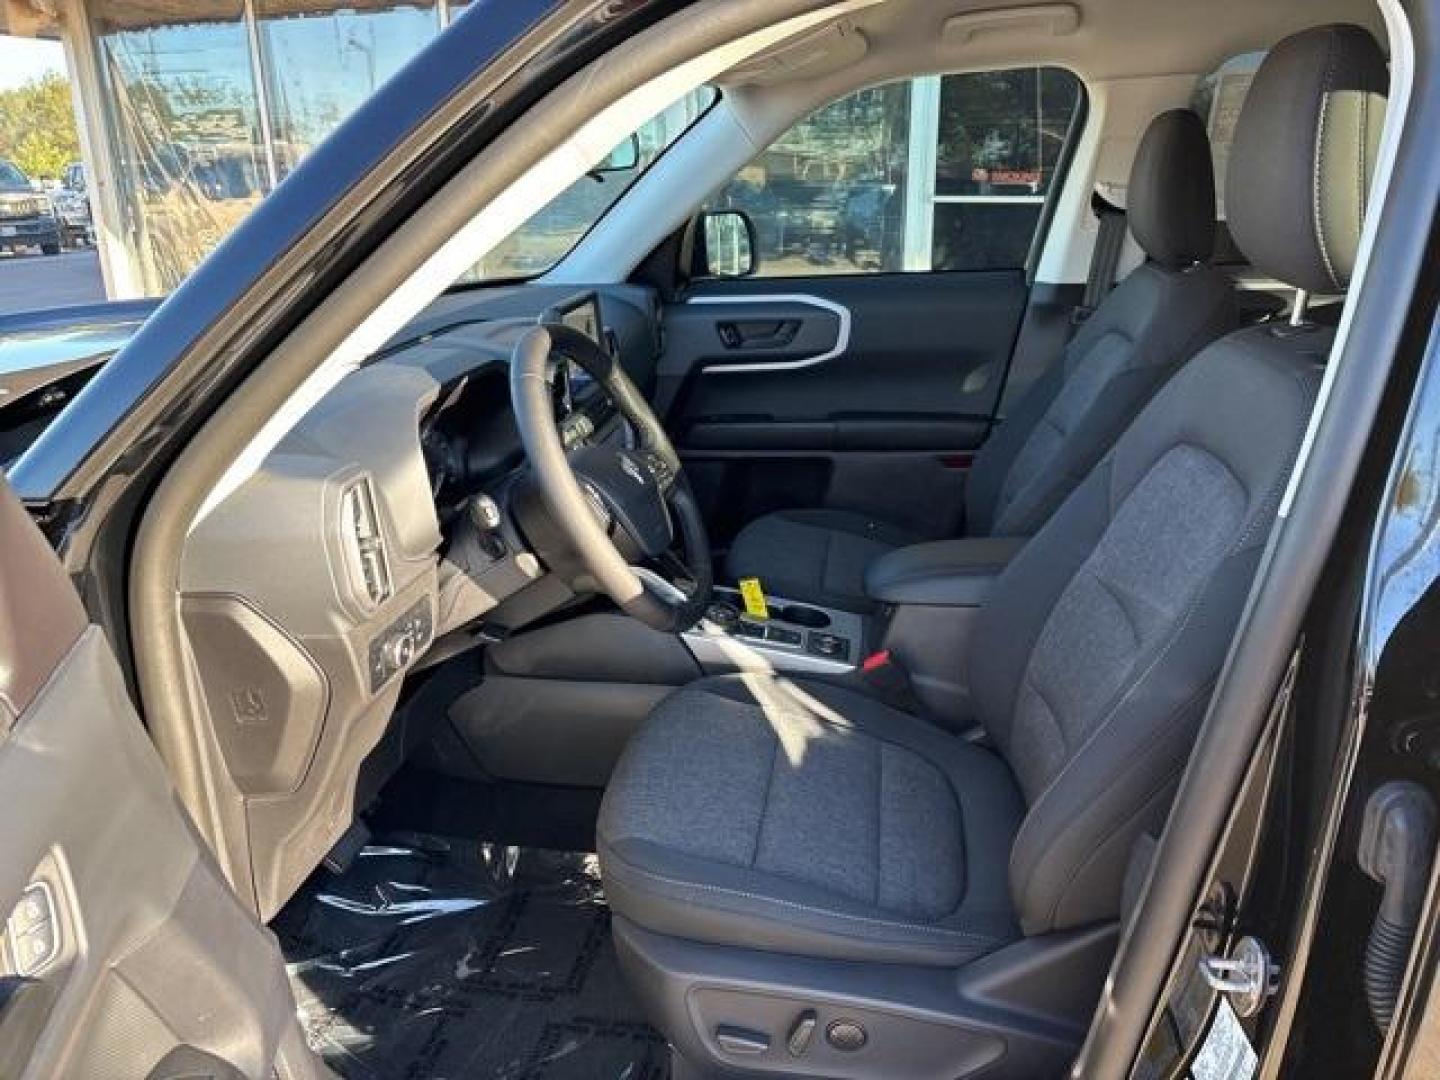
[786,1010,818,1057]
[560,413,595,449]
[715,1026,770,1056]
[637,450,675,487]
[808,632,851,661]
[825,1019,868,1052]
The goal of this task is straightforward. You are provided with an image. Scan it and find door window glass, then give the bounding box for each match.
[462,86,717,281]
[706,68,1082,276]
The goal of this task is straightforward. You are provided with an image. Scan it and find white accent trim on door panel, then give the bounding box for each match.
[690,293,851,373]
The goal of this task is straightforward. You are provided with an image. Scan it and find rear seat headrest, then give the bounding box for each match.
[1227,23,1388,294]
[1127,108,1216,269]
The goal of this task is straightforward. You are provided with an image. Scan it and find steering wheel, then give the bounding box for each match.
[510,323,712,633]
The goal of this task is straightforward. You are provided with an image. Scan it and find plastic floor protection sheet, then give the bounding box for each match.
[271,834,669,1079]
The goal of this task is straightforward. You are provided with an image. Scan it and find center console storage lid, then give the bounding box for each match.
[866,536,1028,607]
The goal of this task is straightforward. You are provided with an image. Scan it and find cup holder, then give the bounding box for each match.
[778,604,831,629]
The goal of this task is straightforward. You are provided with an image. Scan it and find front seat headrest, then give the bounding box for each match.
[1227,23,1388,294]
[1127,108,1216,269]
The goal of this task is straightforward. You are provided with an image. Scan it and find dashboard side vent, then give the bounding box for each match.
[341,477,391,607]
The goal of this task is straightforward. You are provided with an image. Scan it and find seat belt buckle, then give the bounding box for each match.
[858,649,922,714]
[860,648,914,699]
[861,649,893,674]
[1069,304,1095,326]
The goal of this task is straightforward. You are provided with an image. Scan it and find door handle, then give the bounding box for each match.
[717,319,801,350]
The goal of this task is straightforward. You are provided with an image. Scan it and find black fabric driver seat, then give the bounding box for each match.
[725,107,1237,612]
[600,25,1387,1080]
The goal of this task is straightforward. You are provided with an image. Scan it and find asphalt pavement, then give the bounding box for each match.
[0,249,107,317]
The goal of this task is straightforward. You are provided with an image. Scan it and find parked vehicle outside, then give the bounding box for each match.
[50,162,93,249]
[0,159,62,256]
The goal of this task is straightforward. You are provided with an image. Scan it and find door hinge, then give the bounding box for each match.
[1198,935,1280,1018]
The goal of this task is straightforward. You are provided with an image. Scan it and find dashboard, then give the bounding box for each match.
[175,282,662,918]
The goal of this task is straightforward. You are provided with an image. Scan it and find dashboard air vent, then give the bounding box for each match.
[341,477,391,607]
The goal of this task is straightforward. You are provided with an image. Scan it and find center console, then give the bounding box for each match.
[683,587,867,676]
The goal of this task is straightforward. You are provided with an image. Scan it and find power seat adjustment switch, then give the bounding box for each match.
[715,1025,769,1056]
[786,1009,818,1057]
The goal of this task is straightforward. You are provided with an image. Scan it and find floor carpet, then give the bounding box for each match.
[272,834,668,1079]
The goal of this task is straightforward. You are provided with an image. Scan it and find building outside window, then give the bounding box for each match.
[93,0,268,294]
[87,0,451,295]
[256,0,440,179]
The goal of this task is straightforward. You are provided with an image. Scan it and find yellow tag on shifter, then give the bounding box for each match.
[738,577,769,620]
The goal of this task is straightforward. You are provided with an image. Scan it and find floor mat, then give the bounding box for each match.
[272,834,669,1079]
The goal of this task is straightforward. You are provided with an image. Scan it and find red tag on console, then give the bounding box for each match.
[861,649,892,674]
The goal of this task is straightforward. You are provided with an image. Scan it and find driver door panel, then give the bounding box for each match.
[658,273,1026,545]
[0,478,315,1080]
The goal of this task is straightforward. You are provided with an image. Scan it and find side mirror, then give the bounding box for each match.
[696,209,758,278]
[594,133,641,174]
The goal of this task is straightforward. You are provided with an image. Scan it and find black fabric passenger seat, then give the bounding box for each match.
[726,108,1238,611]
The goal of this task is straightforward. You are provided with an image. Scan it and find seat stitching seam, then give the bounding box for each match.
[1021,675,1070,765]
[604,851,1005,943]
[940,755,976,923]
[1357,67,1366,252]
[1313,28,1342,292]
[751,733,779,871]
[1089,568,1146,649]
[1230,372,1314,553]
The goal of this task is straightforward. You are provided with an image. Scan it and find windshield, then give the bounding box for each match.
[0,161,30,189]
[460,86,717,283]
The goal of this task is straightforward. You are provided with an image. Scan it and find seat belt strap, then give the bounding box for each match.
[1073,193,1127,324]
